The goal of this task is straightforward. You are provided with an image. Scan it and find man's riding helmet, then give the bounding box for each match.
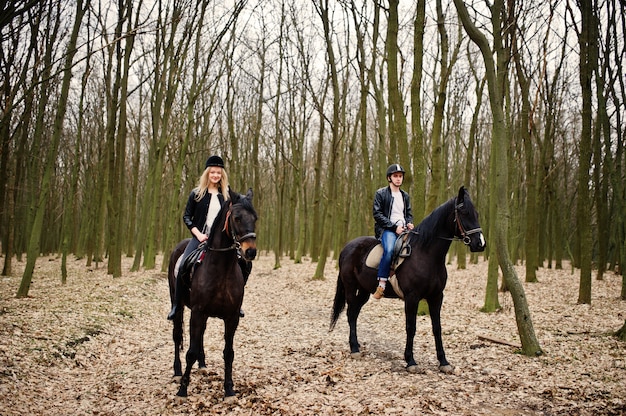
[386,163,405,179]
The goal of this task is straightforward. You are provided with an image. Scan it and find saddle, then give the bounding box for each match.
[179,242,207,284]
[364,232,412,299]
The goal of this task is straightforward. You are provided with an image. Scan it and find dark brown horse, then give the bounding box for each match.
[168,189,257,399]
[330,186,485,373]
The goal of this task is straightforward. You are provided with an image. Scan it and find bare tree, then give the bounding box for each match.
[426,0,462,212]
[569,0,596,304]
[454,0,542,356]
[18,0,88,297]
[313,0,342,280]
[410,0,427,218]
[386,0,410,175]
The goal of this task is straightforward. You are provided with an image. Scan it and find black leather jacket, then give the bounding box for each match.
[183,189,225,233]
[373,186,413,239]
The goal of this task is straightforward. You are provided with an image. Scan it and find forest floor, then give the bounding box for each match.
[0,252,624,416]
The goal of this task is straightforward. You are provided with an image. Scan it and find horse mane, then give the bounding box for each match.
[411,197,455,248]
[236,194,258,220]
[206,190,257,247]
[206,199,232,247]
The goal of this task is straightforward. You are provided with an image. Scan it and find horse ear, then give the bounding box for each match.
[246,188,253,201]
[457,186,466,202]
[228,188,241,203]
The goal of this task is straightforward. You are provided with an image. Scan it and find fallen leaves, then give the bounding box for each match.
[0,254,624,415]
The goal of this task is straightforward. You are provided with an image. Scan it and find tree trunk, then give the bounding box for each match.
[484,123,501,311]
[349,0,374,232]
[454,0,542,356]
[464,70,485,267]
[576,0,595,304]
[386,0,410,174]
[410,0,427,219]
[61,54,90,283]
[427,0,460,212]
[313,0,341,280]
[18,0,86,297]
[512,34,539,283]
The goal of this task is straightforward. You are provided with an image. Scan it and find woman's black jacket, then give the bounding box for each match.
[183,190,225,233]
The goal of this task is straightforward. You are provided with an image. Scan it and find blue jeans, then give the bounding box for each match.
[378,230,397,279]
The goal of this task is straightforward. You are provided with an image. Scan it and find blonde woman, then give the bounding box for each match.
[167,155,230,320]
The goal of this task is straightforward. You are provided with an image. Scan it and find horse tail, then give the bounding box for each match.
[330,273,346,331]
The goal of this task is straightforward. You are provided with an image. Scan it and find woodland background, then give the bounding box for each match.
[1,0,625,322]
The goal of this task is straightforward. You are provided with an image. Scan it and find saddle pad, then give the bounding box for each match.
[365,244,384,268]
[364,245,405,299]
[389,275,404,300]
[364,244,406,269]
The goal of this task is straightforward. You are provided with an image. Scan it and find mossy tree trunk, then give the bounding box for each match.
[454,0,542,355]
[313,0,341,280]
[18,0,87,296]
[576,0,596,304]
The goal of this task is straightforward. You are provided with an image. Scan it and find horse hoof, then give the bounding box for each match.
[406,364,420,374]
[350,352,362,359]
[439,364,455,374]
[174,395,187,405]
[223,395,237,404]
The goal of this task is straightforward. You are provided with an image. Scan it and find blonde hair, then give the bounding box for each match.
[194,167,230,202]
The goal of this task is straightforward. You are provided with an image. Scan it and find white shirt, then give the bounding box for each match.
[204,192,221,235]
[389,190,405,228]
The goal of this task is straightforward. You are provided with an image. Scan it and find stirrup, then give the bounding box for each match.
[373,286,385,299]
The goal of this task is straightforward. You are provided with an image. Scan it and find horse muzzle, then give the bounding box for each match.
[467,231,486,252]
[242,247,257,261]
[239,235,257,261]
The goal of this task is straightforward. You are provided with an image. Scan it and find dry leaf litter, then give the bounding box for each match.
[0,253,624,415]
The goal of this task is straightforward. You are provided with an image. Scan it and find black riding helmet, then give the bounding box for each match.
[205,155,225,168]
[386,163,405,179]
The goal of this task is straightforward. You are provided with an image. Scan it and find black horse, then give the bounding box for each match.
[168,189,257,399]
[330,186,485,373]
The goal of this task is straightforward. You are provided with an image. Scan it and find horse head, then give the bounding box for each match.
[454,186,486,252]
[227,188,258,261]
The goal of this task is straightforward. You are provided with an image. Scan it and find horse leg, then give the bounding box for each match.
[346,290,370,356]
[403,298,419,371]
[197,333,207,370]
[222,316,239,399]
[428,294,453,373]
[172,312,184,379]
[176,312,207,398]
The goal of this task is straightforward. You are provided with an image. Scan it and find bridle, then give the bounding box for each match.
[453,199,483,245]
[208,203,257,252]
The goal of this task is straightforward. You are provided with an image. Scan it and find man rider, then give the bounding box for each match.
[372,164,414,299]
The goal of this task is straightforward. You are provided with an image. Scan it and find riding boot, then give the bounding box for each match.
[239,257,252,285]
[373,277,387,299]
[167,272,185,320]
[238,257,252,318]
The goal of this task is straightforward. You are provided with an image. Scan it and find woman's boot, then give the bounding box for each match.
[167,273,184,320]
